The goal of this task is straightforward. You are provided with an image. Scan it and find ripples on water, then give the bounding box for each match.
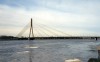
[0,39,99,62]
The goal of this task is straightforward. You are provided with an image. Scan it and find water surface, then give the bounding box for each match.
[0,39,100,62]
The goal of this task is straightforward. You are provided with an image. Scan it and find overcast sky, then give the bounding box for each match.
[0,0,100,36]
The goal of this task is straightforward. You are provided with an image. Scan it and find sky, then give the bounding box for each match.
[0,0,100,36]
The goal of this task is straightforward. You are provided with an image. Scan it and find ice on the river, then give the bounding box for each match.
[0,39,100,62]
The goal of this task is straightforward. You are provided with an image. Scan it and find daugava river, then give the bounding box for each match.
[0,39,100,62]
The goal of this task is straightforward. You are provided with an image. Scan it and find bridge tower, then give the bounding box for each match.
[29,18,34,39]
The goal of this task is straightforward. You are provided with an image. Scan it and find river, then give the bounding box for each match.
[0,39,100,62]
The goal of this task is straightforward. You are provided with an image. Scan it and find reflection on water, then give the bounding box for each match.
[65,58,81,62]
[25,45,38,49]
[17,51,29,54]
[0,39,100,62]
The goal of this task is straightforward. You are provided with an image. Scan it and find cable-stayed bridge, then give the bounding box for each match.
[16,18,99,40]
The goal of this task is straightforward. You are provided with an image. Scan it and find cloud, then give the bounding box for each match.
[0,0,100,36]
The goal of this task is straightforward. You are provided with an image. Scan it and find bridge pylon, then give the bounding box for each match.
[29,18,34,39]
